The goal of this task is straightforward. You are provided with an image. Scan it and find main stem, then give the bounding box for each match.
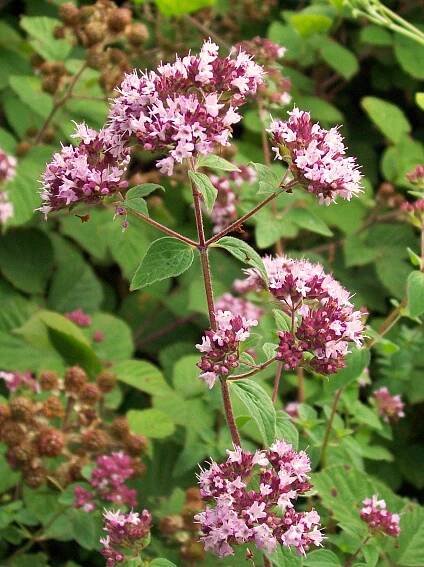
[125,207,198,247]
[272,361,283,404]
[220,378,242,446]
[320,387,344,466]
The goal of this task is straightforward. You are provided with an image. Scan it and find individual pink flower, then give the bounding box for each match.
[285,402,300,419]
[234,255,364,375]
[208,165,257,233]
[360,495,400,537]
[106,39,264,175]
[39,123,130,216]
[0,147,16,185]
[65,308,92,327]
[195,442,323,557]
[0,191,13,224]
[0,370,39,392]
[74,486,96,512]
[372,387,405,423]
[93,330,105,342]
[101,508,152,567]
[196,309,258,388]
[269,108,362,204]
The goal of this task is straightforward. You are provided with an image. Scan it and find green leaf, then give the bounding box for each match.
[361,97,411,144]
[275,412,299,449]
[155,0,213,16]
[344,234,377,267]
[127,408,175,438]
[359,25,392,46]
[88,313,134,362]
[390,505,424,566]
[197,154,240,172]
[290,13,333,38]
[229,379,276,445]
[407,270,424,317]
[150,560,178,567]
[20,16,72,61]
[188,170,217,211]
[173,354,204,398]
[416,93,424,111]
[394,34,424,80]
[304,549,342,566]
[126,183,165,198]
[69,509,101,550]
[251,163,282,195]
[295,95,343,123]
[130,237,194,290]
[9,76,53,119]
[288,208,333,237]
[124,197,149,216]
[214,236,268,283]
[0,229,54,294]
[320,39,359,80]
[114,359,171,396]
[324,348,370,393]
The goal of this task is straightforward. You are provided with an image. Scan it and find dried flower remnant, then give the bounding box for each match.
[195,442,323,557]
[100,508,152,567]
[360,495,401,537]
[372,387,405,423]
[196,310,258,388]
[234,255,364,374]
[65,308,92,327]
[39,123,129,216]
[208,164,257,233]
[269,108,362,204]
[107,39,264,175]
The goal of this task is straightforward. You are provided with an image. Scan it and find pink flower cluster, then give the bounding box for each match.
[360,495,400,537]
[101,508,152,567]
[195,442,323,557]
[215,293,263,322]
[0,147,16,184]
[107,39,264,176]
[269,108,362,204]
[209,164,257,233]
[0,370,38,392]
[40,123,129,216]
[372,387,405,423]
[65,308,92,327]
[74,451,137,511]
[196,310,258,388]
[401,199,424,227]
[406,164,424,187]
[234,255,364,375]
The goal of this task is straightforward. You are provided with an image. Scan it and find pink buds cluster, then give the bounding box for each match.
[269,108,362,204]
[372,387,405,423]
[406,164,424,188]
[401,198,424,227]
[74,451,137,510]
[106,39,264,176]
[0,370,39,393]
[360,495,400,537]
[65,308,92,327]
[100,508,152,567]
[196,310,258,388]
[0,147,16,184]
[195,442,323,557]
[209,164,257,233]
[39,123,129,216]
[234,255,364,375]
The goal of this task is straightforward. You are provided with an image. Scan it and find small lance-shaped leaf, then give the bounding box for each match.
[229,379,276,445]
[130,237,195,290]
[126,183,165,198]
[127,408,175,439]
[197,154,240,172]
[188,170,217,211]
[214,236,268,283]
[407,270,424,317]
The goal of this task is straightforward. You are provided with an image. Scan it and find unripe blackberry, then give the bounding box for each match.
[181,540,205,562]
[159,515,184,535]
[8,441,36,465]
[64,366,87,394]
[42,396,64,419]
[10,397,33,423]
[81,428,111,451]
[15,141,32,157]
[96,370,116,393]
[107,8,132,33]
[0,420,26,445]
[0,404,10,423]
[126,23,149,46]
[79,383,101,405]
[37,428,65,457]
[23,464,47,488]
[39,370,59,391]
[124,433,148,456]
[59,2,80,26]
[84,22,106,47]
[110,416,129,439]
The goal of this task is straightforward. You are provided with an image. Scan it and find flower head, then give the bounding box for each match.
[195,442,323,557]
[39,123,129,216]
[106,40,264,175]
[65,308,92,327]
[196,310,258,388]
[360,495,400,537]
[0,147,16,185]
[269,108,362,204]
[101,508,152,566]
[372,387,404,423]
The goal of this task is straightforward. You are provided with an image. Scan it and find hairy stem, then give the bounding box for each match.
[320,387,344,466]
[227,356,278,381]
[34,62,88,145]
[272,361,283,404]
[125,207,198,247]
[297,366,305,403]
[220,378,241,446]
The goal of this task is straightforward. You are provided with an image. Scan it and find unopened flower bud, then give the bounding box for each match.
[107,8,132,33]
[79,383,102,405]
[8,441,36,465]
[110,416,129,439]
[64,366,87,394]
[82,428,111,451]
[84,22,106,47]
[10,397,33,423]
[23,464,47,488]
[42,396,65,419]
[159,515,184,535]
[37,428,65,457]
[39,370,59,391]
[124,433,147,456]
[96,370,116,393]
[59,2,80,25]
[0,420,26,445]
[126,23,149,46]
